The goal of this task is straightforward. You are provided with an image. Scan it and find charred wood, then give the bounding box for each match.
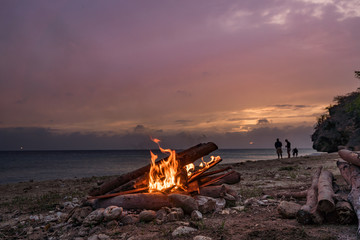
[89,142,218,196]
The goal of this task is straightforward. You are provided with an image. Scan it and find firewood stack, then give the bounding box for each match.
[87,142,241,211]
[295,149,360,232]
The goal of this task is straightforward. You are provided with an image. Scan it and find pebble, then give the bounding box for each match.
[231,206,245,212]
[172,226,198,237]
[191,210,203,221]
[88,234,110,240]
[194,236,213,240]
[103,206,123,221]
[139,210,156,222]
[83,208,105,226]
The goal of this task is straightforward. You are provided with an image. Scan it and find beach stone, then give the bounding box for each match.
[166,208,184,222]
[194,236,213,240]
[195,196,216,214]
[78,227,89,237]
[71,206,93,223]
[156,207,171,221]
[121,214,139,225]
[83,208,104,226]
[63,201,77,210]
[106,220,119,228]
[231,206,245,212]
[172,226,197,237]
[168,193,198,214]
[88,234,110,240]
[214,198,226,212]
[191,210,203,221]
[139,210,156,222]
[103,206,123,221]
[277,201,301,219]
[244,197,265,207]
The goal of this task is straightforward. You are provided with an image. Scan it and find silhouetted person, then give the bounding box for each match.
[285,139,291,158]
[292,148,298,157]
[274,138,282,159]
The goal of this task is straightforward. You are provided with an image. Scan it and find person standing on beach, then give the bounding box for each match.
[274,138,283,159]
[285,139,291,158]
[292,147,298,157]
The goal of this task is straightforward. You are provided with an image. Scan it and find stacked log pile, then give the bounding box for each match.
[85,142,241,213]
[288,149,360,233]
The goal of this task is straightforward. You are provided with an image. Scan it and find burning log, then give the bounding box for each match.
[95,193,171,210]
[317,170,335,213]
[338,149,360,167]
[89,142,218,196]
[336,159,360,235]
[296,166,324,224]
[188,156,222,183]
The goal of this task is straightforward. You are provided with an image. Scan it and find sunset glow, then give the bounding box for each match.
[0,0,359,150]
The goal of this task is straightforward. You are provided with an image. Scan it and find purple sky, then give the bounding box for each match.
[0,0,359,150]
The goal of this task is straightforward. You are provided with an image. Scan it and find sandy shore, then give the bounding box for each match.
[0,152,357,240]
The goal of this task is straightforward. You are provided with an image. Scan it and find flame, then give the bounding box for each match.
[148,138,221,193]
[148,139,182,192]
[185,163,195,177]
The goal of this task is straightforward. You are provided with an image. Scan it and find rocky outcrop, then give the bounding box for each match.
[312,89,360,152]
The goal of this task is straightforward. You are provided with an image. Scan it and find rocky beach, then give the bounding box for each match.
[1,152,358,240]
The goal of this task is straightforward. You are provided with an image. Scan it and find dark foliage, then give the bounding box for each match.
[312,88,360,152]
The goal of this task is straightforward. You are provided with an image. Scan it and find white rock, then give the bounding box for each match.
[194,236,213,240]
[63,201,76,210]
[220,209,231,215]
[103,206,123,221]
[191,210,203,221]
[172,226,197,237]
[214,198,226,212]
[231,206,245,212]
[83,208,105,226]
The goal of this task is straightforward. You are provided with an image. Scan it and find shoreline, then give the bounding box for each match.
[2,152,356,240]
[0,149,321,185]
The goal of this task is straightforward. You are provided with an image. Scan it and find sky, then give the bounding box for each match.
[0,0,360,150]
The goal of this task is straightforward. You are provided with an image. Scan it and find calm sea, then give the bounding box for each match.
[0,148,319,184]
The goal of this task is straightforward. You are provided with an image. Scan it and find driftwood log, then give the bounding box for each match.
[337,159,360,235]
[89,142,218,196]
[335,200,357,224]
[198,184,238,200]
[276,190,307,199]
[338,149,360,167]
[199,171,241,186]
[94,193,171,210]
[296,166,324,224]
[317,170,335,213]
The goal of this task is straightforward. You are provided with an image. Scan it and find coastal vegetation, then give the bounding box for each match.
[312,72,360,152]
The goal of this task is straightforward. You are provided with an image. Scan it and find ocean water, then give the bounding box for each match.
[0,148,319,184]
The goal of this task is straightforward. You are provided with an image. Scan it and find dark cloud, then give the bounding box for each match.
[0,125,315,150]
[133,124,146,133]
[257,118,270,125]
[272,104,311,110]
[227,117,256,122]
